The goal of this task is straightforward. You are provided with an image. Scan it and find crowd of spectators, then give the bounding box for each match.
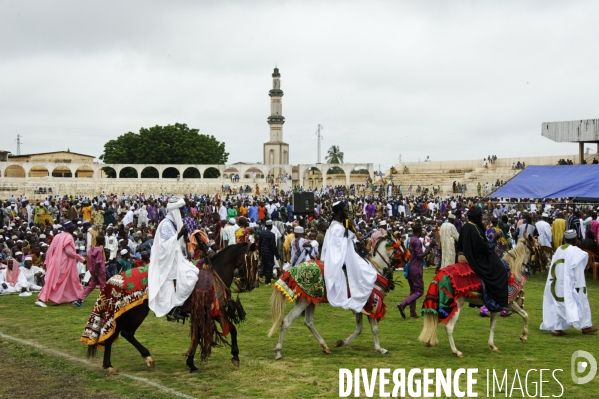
[1,187,597,299]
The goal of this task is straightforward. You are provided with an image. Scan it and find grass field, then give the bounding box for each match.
[0,269,598,399]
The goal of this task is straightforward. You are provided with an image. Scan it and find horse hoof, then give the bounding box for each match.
[321,345,331,354]
[425,343,432,347]
[107,367,119,374]
[379,349,389,355]
[145,356,155,368]
[491,348,500,353]
[520,336,527,344]
[456,352,464,358]
[231,358,240,367]
[275,354,282,361]
[335,340,345,347]
[189,368,199,374]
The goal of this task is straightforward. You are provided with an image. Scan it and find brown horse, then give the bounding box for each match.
[85,242,257,373]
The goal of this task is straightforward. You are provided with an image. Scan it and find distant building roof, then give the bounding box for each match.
[8,150,95,158]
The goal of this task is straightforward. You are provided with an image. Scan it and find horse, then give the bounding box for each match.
[268,235,399,360]
[418,236,538,358]
[82,242,257,373]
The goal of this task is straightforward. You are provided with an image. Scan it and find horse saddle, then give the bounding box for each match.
[196,267,215,292]
[168,268,215,324]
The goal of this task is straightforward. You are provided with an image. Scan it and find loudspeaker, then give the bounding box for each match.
[292,192,314,214]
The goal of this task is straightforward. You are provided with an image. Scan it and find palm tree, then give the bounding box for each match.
[325,145,344,164]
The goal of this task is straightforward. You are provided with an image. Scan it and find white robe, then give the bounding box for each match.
[222,224,238,246]
[289,237,307,267]
[540,244,592,331]
[535,220,552,248]
[0,268,29,294]
[122,210,134,227]
[272,226,283,266]
[286,238,319,269]
[138,207,149,227]
[321,220,377,313]
[105,235,118,260]
[218,206,228,222]
[148,214,199,317]
[21,265,44,290]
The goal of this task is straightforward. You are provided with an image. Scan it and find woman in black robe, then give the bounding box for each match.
[457,206,509,311]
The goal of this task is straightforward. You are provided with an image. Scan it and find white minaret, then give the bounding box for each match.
[269,68,284,141]
[264,67,289,169]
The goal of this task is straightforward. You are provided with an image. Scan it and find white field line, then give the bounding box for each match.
[0,332,197,399]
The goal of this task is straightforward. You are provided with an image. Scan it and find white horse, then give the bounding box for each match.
[268,236,400,360]
[418,236,537,357]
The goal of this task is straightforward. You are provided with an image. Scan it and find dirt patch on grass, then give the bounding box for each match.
[0,343,119,399]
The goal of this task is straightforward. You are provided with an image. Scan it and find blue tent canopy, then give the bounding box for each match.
[490,165,599,200]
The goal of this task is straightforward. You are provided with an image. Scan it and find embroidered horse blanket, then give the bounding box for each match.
[273,259,389,321]
[81,266,149,347]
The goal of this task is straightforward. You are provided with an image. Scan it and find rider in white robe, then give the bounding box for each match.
[540,230,596,335]
[148,197,199,318]
[322,201,376,313]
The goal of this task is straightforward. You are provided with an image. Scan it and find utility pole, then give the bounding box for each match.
[16,134,22,155]
[398,154,402,163]
[315,124,323,163]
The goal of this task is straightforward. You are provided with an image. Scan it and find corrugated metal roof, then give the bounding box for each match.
[8,150,94,158]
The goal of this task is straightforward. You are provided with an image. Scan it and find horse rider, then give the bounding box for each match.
[148,197,199,320]
[321,201,376,314]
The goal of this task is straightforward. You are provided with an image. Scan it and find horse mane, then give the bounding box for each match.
[502,239,528,275]
[373,237,387,254]
[212,242,248,263]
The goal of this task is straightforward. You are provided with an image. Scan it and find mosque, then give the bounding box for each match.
[0,67,373,197]
[0,66,583,199]
[263,67,289,168]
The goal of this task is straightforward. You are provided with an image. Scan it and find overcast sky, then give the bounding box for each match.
[1,1,597,170]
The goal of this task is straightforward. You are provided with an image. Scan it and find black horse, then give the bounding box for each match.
[86,242,257,373]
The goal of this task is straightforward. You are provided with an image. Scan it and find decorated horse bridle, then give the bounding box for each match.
[370,235,400,267]
[235,242,259,293]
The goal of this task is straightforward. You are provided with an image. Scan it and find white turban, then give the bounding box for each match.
[166,197,185,239]
[167,197,185,211]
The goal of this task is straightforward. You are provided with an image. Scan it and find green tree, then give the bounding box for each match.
[99,123,229,178]
[327,166,345,174]
[325,145,344,164]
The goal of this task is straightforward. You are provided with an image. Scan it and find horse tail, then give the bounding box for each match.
[268,289,286,337]
[87,344,98,359]
[418,313,439,347]
[419,279,441,346]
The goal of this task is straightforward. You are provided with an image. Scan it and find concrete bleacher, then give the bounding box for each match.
[388,153,579,197]
[386,165,521,196]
